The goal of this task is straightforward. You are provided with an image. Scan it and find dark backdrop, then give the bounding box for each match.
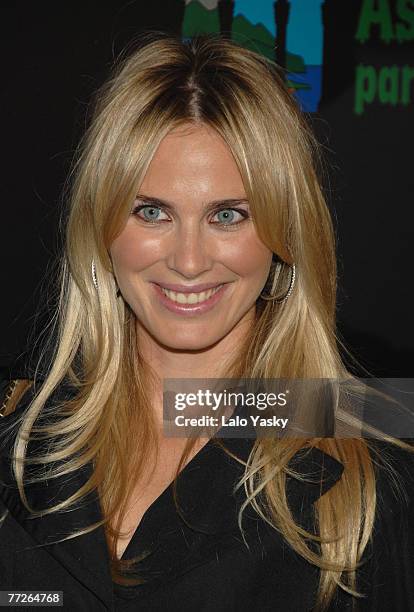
[1,0,413,378]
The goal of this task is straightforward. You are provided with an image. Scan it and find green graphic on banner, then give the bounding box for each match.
[182,1,414,116]
[355,0,414,114]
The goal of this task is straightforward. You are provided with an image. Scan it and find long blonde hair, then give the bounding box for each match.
[10,33,412,609]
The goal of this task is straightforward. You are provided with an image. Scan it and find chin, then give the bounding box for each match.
[156,328,225,352]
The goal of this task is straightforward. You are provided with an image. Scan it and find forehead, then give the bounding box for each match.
[139,123,246,200]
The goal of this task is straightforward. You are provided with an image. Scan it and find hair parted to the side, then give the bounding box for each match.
[11,32,413,610]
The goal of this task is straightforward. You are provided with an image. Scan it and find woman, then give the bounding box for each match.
[1,33,413,611]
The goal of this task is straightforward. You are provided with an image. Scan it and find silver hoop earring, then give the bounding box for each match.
[91,259,98,290]
[260,262,296,303]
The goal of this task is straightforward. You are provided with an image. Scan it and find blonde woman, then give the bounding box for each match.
[1,33,413,611]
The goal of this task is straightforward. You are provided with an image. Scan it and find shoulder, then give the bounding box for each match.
[0,377,37,465]
[350,439,414,538]
[0,377,36,442]
[368,440,414,556]
[368,439,414,508]
[0,374,78,419]
[354,440,414,609]
[0,377,34,418]
[0,375,76,451]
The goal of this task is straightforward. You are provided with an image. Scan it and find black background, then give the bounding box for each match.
[1,0,413,377]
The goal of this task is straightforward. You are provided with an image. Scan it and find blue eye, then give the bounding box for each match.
[133,205,169,223]
[142,206,160,221]
[132,202,249,228]
[211,208,247,226]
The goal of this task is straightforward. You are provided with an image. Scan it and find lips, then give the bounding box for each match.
[151,282,229,315]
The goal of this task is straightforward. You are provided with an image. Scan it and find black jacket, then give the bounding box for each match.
[0,380,413,611]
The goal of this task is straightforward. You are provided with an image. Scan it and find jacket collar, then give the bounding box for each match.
[0,388,344,609]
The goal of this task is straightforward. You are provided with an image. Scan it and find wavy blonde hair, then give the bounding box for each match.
[9,33,412,610]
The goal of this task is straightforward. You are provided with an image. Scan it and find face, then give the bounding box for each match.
[110,122,272,352]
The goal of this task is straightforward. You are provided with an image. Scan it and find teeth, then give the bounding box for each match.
[161,285,223,304]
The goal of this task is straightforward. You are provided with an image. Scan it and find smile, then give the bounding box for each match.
[160,285,223,304]
[151,282,230,316]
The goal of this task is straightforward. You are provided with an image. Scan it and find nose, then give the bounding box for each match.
[166,223,214,279]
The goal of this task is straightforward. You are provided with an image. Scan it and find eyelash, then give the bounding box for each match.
[131,203,250,230]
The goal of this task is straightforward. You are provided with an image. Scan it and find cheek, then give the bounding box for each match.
[216,234,271,281]
[110,226,162,274]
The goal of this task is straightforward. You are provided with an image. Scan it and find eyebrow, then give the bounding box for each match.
[135,193,249,212]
